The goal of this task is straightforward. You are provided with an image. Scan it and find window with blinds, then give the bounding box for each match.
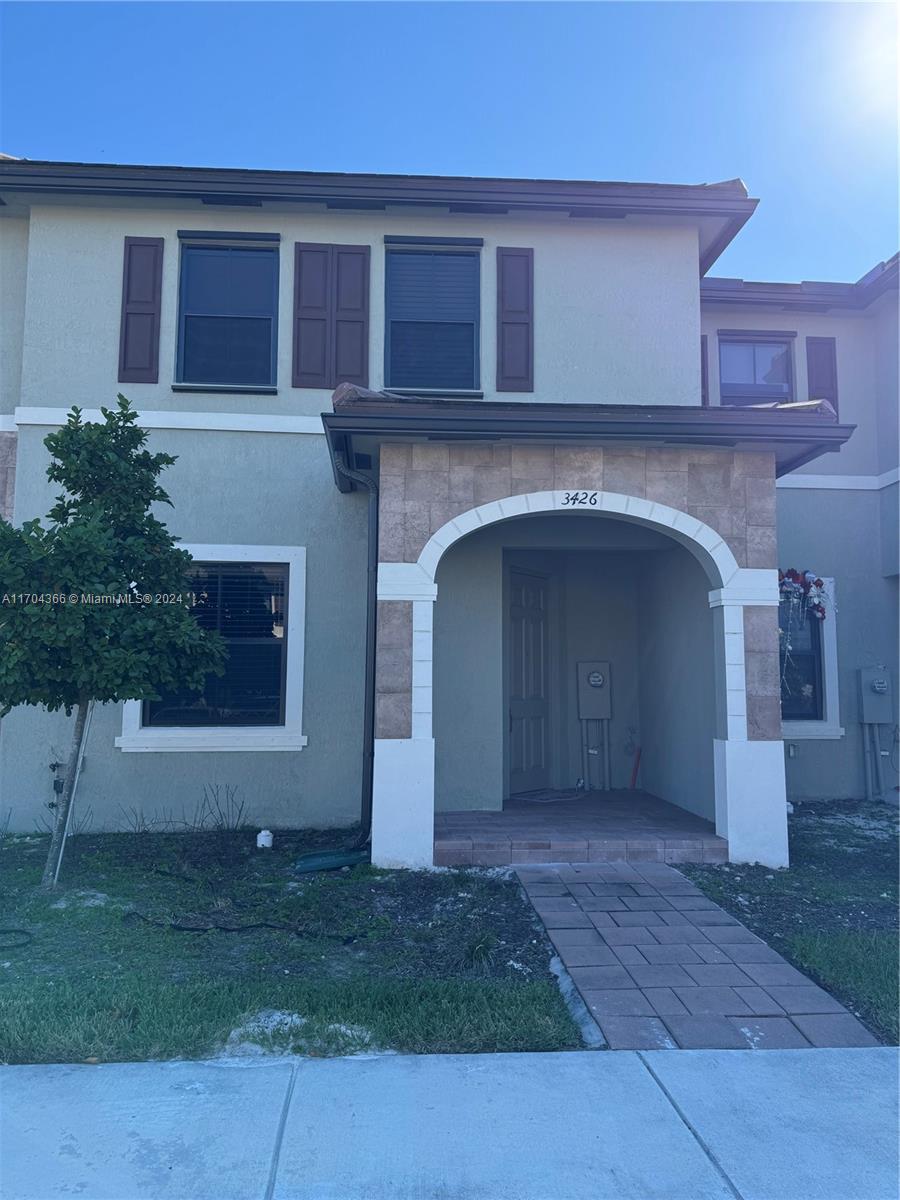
[176,245,278,387]
[144,562,288,728]
[385,250,480,389]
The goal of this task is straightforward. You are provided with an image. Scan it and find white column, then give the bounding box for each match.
[371,737,435,868]
[709,569,788,869]
[371,563,437,869]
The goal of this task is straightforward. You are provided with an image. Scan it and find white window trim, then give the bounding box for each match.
[115,544,308,753]
[782,578,844,740]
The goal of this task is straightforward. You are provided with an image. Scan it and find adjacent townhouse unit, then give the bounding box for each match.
[0,158,896,870]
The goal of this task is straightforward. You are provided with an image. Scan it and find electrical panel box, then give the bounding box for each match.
[859,667,893,724]
[577,661,611,720]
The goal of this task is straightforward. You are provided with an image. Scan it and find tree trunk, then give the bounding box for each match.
[40,698,90,890]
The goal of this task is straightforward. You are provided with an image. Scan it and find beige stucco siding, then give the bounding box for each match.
[0,215,29,415]
[19,206,701,415]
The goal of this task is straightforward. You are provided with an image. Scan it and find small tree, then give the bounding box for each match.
[0,396,226,887]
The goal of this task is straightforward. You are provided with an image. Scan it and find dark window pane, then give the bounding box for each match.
[217,567,285,638]
[181,315,273,385]
[389,321,475,388]
[182,248,232,312]
[226,250,279,315]
[385,250,479,388]
[145,563,287,728]
[720,340,792,405]
[720,342,754,385]
[756,344,790,385]
[779,605,824,721]
[178,245,277,385]
[182,246,277,316]
[387,252,479,321]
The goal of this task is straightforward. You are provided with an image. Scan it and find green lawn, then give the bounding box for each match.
[0,830,582,1064]
[683,800,899,1044]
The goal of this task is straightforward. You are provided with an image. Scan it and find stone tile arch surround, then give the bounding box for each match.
[372,442,788,870]
[418,489,740,590]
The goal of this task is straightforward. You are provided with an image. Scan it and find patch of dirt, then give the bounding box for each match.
[683,799,898,943]
[223,1008,386,1058]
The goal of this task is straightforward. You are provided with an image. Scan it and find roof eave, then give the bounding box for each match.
[0,161,757,257]
[322,392,855,489]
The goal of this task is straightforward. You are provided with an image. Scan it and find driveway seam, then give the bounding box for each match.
[264,1063,297,1200]
[637,1051,745,1200]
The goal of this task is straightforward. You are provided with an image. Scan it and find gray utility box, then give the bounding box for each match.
[577,661,611,720]
[859,667,893,724]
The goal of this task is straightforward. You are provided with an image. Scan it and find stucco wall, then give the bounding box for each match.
[873,294,899,478]
[0,425,369,833]
[0,432,15,520]
[0,215,28,415]
[638,547,716,819]
[17,205,701,416]
[777,486,899,801]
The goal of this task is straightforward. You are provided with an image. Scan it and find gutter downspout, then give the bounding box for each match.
[294,452,378,872]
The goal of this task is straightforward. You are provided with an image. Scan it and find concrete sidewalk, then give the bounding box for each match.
[2,1048,897,1200]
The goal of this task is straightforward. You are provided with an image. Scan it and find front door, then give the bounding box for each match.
[508,569,550,794]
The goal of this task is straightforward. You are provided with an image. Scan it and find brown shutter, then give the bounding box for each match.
[293,243,369,388]
[700,334,709,405]
[293,243,332,388]
[118,237,163,383]
[333,245,370,388]
[496,247,533,392]
[806,336,838,413]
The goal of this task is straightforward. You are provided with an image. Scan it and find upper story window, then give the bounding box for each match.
[144,561,288,728]
[385,247,480,391]
[719,334,793,406]
[176,241,279,388]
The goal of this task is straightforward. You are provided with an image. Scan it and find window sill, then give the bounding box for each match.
[719,398,795,408]
[384,388,484,400]
[172,384,278,396]
[115,730,308,753]
[782,722,845,741]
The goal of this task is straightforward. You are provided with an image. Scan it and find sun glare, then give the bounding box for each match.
[847,2,899,121]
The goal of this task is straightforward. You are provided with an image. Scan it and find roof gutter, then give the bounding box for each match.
[294,450,377,872]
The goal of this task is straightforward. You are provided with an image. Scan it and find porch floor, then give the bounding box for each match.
[434,790,728,866]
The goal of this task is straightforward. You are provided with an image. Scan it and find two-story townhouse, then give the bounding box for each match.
[0,159,894,871]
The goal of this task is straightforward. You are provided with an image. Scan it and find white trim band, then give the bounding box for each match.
[377,562,438,602]
[708,568,780,609]
[778,468,899,492]
[13,408,325,436]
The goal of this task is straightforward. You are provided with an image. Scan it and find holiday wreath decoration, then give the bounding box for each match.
[778,568,827,620]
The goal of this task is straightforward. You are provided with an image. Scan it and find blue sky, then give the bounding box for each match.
[1,1,896,281]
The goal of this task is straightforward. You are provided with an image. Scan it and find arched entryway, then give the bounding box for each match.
[373,486,788,869]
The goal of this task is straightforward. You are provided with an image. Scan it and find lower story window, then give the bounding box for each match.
[143,562,288,728]
[778,604,824,722]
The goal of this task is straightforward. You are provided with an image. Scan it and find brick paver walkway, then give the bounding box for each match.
[436,791,728,866]
[519,860,881,1051]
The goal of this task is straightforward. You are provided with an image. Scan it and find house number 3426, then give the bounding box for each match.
[562,491,599,506]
